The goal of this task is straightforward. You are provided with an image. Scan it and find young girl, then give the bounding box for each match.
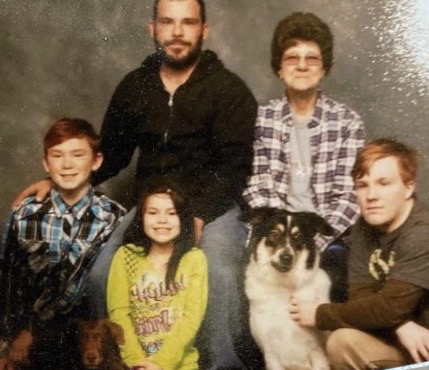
[107,184,208,370]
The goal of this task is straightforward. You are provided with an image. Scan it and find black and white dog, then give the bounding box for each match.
[243,208,333,370]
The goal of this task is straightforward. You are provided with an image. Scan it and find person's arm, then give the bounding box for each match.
[92,73,141,186]
[396,321,429,363]
[151,249,208,370]
[107,247,147,367]
[321,115,366,239]
[193,217,205,244]
[191,75,257,223]
[315,279,424,331]
[346,281,376,300]
[11,179,54,208]
[242,107,286,209]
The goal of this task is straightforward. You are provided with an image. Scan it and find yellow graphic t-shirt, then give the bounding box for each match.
[107,244,208,370]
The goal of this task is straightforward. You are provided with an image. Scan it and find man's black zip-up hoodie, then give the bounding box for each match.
[94,50,257,223]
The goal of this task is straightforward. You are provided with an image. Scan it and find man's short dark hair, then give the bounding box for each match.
[271,12,333,76]
[152,0,206,24]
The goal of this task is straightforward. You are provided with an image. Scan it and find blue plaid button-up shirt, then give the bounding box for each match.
[0,188,125,341]
[243,92,366,249]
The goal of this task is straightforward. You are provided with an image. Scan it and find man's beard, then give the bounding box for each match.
[154,35,204,70]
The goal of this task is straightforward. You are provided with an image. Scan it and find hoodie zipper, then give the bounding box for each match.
[164,94,173,145]
[161,93,174,174]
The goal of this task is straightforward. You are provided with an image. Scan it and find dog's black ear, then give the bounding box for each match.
[240,207,280,225]
[296,213,335,237]
[308,213,335,236]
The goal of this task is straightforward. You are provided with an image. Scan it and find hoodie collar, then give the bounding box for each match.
[142,49,223,88]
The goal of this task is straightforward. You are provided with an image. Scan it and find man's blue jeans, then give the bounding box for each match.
[199,205,248,369]
[87,207,136,318]
[87,205,248,370]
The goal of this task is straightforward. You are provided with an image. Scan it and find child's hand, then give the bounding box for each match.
[0,357,14,370]
[9,330,33,365]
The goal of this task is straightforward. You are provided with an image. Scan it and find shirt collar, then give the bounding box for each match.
[281,90,324,128]
[51,188,94,220]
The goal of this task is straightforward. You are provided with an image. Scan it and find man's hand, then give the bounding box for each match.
[396,321,429,363]
[9,330,33,365]
[193,217,205,244]
[12,179,54,208]
[288,296,318,327]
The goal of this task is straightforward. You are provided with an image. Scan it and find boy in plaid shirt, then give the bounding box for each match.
[0,118,126,369]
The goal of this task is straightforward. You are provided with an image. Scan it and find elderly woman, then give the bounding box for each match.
[243,12,366,301]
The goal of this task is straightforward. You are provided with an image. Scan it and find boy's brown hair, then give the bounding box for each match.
[352,138,418,184]
[43,118,101,156]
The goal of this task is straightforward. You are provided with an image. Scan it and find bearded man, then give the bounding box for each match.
[14,1,257,369]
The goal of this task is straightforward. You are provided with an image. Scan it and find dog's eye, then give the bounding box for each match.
[289,232,305,248]
[266,230,283,247]
[290,232,301,241]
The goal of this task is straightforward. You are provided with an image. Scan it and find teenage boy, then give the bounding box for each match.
[0,118,126,370]
[290,138,429,369]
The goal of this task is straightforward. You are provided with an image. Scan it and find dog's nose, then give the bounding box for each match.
[84,351,101,366]
[279,252,292,267]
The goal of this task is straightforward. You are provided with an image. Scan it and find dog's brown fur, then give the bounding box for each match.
[78,320,128,370]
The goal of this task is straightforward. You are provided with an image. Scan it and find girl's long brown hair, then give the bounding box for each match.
[123,181,195,286]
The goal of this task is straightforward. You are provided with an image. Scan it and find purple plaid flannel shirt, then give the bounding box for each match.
[243,92,366,249]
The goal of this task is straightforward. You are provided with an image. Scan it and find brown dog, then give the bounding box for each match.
[78,320,128,370]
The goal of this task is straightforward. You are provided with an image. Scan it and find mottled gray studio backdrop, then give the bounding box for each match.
[1,0,429,222]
